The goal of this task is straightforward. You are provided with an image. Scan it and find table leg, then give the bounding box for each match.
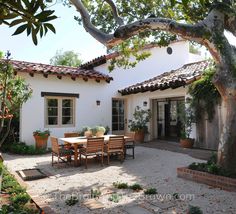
[73,144,79,167]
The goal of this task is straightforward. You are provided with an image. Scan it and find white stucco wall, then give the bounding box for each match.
[19,40,201,145]
[19,73,112,146]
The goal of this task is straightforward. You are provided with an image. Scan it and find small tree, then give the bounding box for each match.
[0,52,32,146]
[50,50,83,67]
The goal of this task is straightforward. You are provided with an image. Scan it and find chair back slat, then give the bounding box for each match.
[108,135,124,150]
[86,137,104,153]
[51,136,59,154]
[64,132,80,138]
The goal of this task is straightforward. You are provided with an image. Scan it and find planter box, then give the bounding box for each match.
[177,167,236,192]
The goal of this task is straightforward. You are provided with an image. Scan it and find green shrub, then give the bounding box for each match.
[144,188,157,195]
[188,205,203,214]
[113,182,129,189]
[188,160,236,178]
[2,142,48,155]
[108,193,122,203]
[207,152,217,165]
[129,183,143,191]
[65,196,79,206]
[91,188,101,198]
[10,192,30,205]
[0,163,37,213]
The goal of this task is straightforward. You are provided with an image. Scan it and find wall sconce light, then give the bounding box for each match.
[96,100,101,106]
[143,101,148,107]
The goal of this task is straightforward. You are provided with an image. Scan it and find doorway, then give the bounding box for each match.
[112,98,126,134]
[157,98,184,140]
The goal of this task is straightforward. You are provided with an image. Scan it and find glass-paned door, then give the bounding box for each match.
[112,99,125,134]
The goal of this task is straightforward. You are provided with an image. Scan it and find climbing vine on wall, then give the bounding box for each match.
[188,64,220,122]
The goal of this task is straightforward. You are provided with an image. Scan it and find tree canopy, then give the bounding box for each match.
[50,50,83,67]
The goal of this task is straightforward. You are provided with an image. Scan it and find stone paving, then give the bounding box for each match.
[139,140,213,160]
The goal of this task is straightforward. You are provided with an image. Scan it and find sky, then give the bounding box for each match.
[1,3,236,65]
[0,3,107,64]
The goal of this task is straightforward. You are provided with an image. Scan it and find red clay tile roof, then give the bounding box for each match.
[118,60,210,96]
[6,60,113,83]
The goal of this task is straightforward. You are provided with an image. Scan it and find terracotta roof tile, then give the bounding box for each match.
[4,60,113,82]
[118,60,210,95]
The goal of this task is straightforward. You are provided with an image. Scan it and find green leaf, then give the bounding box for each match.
[182,0,189,8]
[12,24,28,35]
[199,0,205,6]
[40,26,44,38]
[44,24,48,35]
[35,10,55,20]
[31,28,38,45]
[41,15,57,23]
[10,19,24,27]
[27,25,31,36]
[22,0,31,9]
[170,0,176,7]
[44,23,56,34]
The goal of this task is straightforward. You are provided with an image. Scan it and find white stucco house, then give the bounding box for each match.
[10,40,213,148]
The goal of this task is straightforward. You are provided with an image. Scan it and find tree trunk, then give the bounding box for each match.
[0,117,12,147]
[217,97,236,173]
[214,62,236,173]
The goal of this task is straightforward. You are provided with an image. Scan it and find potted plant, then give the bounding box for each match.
[128,106,151,143]
[80,126,92,137]
[33,130,50,149]
[178,102,195,148]
[94,126,106,137]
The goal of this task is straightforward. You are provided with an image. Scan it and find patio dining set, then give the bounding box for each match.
[50,132,135,169]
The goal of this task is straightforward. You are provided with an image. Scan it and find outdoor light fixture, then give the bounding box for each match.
[143,101,148,107]
[96,100,101,106]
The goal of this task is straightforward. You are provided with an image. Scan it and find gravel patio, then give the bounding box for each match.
[2,146,236,214]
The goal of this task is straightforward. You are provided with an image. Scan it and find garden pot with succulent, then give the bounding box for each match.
[33,130,50,149]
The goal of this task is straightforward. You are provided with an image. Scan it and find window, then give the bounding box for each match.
[45,97,75,127]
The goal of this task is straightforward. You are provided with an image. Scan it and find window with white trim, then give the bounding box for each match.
[45,97,75,127]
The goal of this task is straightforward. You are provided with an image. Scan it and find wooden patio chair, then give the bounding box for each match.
[104,135,125,165]
[51,136,74,166]
[125,132,135,159]
[79,137,104,169]
[64,132,80,138]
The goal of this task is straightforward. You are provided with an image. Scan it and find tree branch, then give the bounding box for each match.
[108,18,211,48]
[70,0,114,44]
[104,0,124,26]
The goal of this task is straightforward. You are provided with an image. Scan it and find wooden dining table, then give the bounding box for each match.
[59,135,131,166]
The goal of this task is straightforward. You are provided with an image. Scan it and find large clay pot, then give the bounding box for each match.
[34,135,49,149]
[134,130,145,143]
[180,138,194,148]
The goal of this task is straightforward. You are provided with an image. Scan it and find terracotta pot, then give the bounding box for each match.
[96,131,104,137]
[134,130,145,143]
[84,130,92,138]
[180,138,194,148]
[34,135,49,149]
